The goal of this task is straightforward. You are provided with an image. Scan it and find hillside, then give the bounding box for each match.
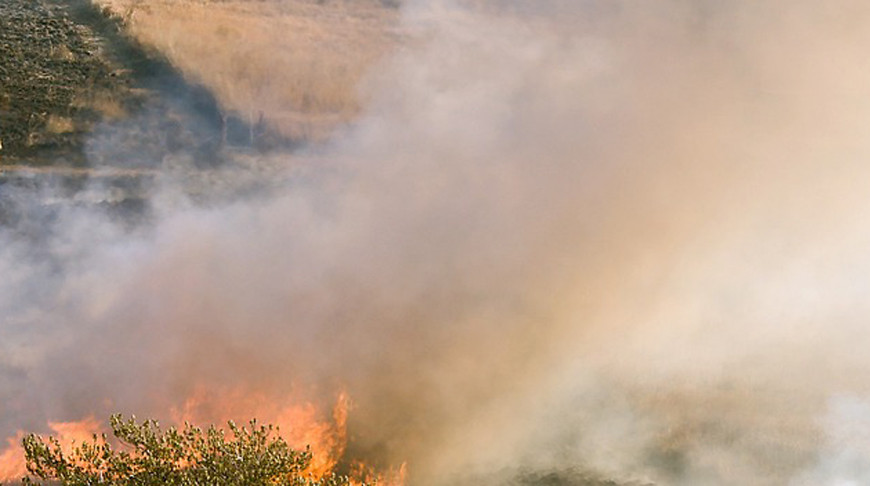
[0,0,398,167]
[93,0,400,141]
[0,0,124,162]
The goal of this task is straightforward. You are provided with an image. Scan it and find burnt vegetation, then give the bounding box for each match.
[0,0,118,161]
[0,0,278,168]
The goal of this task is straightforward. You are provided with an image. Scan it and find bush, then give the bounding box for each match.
[20,414,357,486]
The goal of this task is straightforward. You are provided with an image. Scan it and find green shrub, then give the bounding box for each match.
[19,414,357,486]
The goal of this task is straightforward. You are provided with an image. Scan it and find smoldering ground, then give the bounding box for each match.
[4,0,870,484]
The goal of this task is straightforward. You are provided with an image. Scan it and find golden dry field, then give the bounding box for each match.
[95,0,400,140]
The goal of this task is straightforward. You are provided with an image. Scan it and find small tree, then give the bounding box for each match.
[20,414,357,486]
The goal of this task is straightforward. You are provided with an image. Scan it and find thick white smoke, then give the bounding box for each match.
[5,0,870,484]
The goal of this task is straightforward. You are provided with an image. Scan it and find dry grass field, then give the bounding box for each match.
[94,0,400,141]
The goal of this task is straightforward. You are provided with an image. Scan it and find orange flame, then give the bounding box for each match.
[170,386,351,479]
[0,432,26,482]
[0,417,103,483]
[350,460,408,486]
[0,392,403,485]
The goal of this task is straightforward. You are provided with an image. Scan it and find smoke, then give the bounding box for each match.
[4,0,870,484]
[792,396,870,486]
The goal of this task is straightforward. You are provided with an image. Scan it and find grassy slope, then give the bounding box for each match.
[94,0,399,141]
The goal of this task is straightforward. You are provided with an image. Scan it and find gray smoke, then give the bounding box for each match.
[5,1,870,484]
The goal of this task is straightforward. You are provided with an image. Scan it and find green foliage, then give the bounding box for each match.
[19,414,357,486]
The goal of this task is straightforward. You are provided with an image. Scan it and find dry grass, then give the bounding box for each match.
[94,0,400,141]
[45,115,76,134]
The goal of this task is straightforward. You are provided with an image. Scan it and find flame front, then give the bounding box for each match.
[0,417,102,483]
[0,391,402,484]
[350,461,408,486]
[171,387,351,479]
[0,432,26,483]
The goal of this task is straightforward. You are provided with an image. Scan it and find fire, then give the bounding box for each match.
[0,432,26,482]
[0,389,404,484]
[350,461,408,486]
[0,417,102,483]
[171,386,352,479]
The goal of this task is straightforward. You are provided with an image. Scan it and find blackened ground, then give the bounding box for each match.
[0,0,118,162]
[0,0,266,168]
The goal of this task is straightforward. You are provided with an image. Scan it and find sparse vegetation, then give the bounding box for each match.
[0,0,123,158]
[19,415,359,486]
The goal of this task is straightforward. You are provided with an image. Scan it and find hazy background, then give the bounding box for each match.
[5,0,870,484]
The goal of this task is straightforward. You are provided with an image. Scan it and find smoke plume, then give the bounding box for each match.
[5,0,870,484]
